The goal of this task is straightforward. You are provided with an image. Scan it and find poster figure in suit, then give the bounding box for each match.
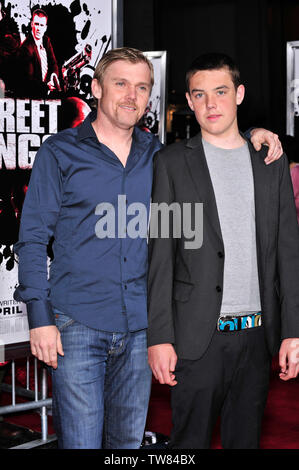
[17,8,60,98]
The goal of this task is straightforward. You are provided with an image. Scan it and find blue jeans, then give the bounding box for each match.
[51,310,152,449]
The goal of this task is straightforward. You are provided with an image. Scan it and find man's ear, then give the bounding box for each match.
[185,92,194,111]
[236,84,245,106]
[91,78,102,101]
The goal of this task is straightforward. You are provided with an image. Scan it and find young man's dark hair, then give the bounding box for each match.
[185,52,241,92]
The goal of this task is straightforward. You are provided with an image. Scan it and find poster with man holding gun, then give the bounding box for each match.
[0,0,113,346]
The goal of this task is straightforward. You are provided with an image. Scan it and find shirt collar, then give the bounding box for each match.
[77,109,154,146]
[77,109,98,141]
[32,33,43,49]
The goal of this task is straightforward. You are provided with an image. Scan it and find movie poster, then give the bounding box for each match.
[142,51,167,144]
[287,41,299,136]
[0,0,116,346]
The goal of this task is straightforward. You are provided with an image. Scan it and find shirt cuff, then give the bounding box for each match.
[27,300,55,329]
[244,127,255,139]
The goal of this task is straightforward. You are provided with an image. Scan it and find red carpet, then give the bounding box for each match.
[145,356,299,449]
[1,356,299,449]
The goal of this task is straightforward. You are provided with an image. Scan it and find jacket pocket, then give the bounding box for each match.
[173,280,194,302]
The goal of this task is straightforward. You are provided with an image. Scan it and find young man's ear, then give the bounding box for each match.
[236,84,245,106]
[185,92,194,112]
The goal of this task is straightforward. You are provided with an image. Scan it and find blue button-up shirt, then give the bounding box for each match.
[14,111,162,332]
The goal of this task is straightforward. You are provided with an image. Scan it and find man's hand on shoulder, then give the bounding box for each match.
[250,128,283,164]
[30,325,64,369]
[148,343,178,386]
[279,338,299,381]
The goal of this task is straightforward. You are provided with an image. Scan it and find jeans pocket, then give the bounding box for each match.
[53,308,75,332]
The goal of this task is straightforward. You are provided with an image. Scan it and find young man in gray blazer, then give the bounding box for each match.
[147,53,299,449]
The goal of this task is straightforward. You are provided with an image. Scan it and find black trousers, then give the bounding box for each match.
[169,326,272,449]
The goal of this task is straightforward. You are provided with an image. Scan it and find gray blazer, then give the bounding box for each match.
[147,132,299,360]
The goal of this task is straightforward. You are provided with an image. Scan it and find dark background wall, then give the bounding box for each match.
[123,0,299,140]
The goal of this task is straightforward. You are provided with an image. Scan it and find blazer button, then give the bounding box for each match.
[216,285,222,292]
[218,252,224,258]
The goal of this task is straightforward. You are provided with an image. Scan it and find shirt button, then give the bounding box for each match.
[124,285,127,290]
[216,286,222,292]
[124,257,127,262]
[218,251,224,258]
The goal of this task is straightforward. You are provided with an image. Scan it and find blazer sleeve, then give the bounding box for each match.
[277,154,299,339]
[147,151,177,347]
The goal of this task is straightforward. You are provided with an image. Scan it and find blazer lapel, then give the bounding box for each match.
[184,133,224,250]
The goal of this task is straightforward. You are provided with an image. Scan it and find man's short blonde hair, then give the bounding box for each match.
[93,47,154,87]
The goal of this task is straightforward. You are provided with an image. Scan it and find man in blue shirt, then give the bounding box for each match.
[14,47,282,449]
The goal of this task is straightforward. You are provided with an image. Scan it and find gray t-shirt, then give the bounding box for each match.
[202,138,261,316]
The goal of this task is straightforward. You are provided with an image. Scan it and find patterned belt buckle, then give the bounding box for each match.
[217,312,262,332]
[217,316,238,332]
